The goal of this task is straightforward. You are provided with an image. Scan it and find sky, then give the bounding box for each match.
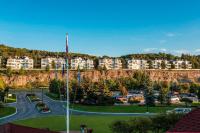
[0,0,200,57]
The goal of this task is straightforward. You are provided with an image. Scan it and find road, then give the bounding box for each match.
[0,90,66,124]
[0,90,156,125]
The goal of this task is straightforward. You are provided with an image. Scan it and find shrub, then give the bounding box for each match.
[110,120,133,133]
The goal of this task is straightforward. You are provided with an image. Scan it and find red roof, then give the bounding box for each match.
[0,123,58,133]
[167,108,200,133]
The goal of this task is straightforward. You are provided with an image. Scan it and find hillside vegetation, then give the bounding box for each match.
[1,44,200,68]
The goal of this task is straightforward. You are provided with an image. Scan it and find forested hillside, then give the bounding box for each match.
[0,44,97,68]
[1,44,200,69]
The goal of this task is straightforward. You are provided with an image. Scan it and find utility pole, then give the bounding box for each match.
[65,33,70,133]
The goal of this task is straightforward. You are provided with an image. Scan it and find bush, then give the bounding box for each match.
[110,120,133,133]
[0,101,4,108]
[110,113,184,133]
[181,98,193,107]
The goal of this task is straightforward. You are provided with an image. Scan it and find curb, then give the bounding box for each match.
[69,109,157,116]
[26,96,32,103]
[45,94,66,103]
[0,107,18,120]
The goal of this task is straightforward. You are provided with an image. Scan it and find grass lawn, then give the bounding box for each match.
[70,104,178,113]
[27,95,41,102]
[0,107,16,118]
[45,92,60,100]
[5,94,17,103]
[13,115,135,133]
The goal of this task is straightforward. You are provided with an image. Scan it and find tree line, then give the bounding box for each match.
[1,44,200,69]
[48,70,200,106]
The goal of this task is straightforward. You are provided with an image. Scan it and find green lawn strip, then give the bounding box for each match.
[13,115,135,133]
[0,107,16,118]
[45,92,60,100]
[27,95,40,102]
[70,104,178,113]
[5,94,17,103]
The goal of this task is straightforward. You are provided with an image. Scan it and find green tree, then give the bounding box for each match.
[135,117,152,133]
[110,120,133,133]
[19,67,25,75]
[45,65,50,72]
[161,61,166,69]
[159,81,169,105]
[51,61,56,69]
[181,97,193,107]
[147,60,153,69]
[49,79,63,97]
[182,62,187,69]
[180,83,190,93]
[6,67,12,77]
[0,79,5,90]
[189,83,199,94]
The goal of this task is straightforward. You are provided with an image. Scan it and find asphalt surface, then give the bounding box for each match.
[0,90,156,125]
[0,90,66,125]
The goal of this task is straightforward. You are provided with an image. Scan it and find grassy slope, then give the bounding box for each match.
[0,107,16,118]
[13,115,135,133]
[70,104,177,113]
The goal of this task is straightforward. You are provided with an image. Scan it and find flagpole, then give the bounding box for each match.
[66,33,70,133]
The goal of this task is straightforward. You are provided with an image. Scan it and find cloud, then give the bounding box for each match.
[160,48,167,52]
[143,48,167,53]
[143,48,157,52]
[195,49,200,53]
[173,49,190,55]
[166,32,176,37]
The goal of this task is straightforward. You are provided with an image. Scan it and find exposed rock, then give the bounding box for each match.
[1,70,200,88]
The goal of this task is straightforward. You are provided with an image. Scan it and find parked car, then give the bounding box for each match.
[166,108,192,114]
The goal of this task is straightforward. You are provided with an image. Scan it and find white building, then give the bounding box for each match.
[41,57,66,69]
[98,58,122,69]
[6,56,34,70]
[127,58,149,69]
[152,60,171,69]
[173,60,192,69]
[71,57,94,70]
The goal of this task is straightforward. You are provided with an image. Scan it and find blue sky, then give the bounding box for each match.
[0,0,200,57]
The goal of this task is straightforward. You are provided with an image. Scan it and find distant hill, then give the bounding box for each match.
[0,44,200,69]
[0,44,97,68]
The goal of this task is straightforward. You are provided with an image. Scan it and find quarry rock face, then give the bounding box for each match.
[1,70,200,88]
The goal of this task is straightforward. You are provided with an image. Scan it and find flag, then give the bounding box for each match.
[77,66,81,85]
[66,33,69,57]
[62,64,65,77]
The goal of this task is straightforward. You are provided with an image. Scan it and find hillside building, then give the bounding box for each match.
[173,60,192,69]
[127,58,149,69]
[41,57,66,69]
[98,58,122,69]
[6,56,34,70]
[71,57,94,70]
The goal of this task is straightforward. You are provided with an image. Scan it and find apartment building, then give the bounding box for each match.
[71,57,94,70]
[151,60,171,69]
[127,58,149,69]
[41,57,66,69]
[98,58,122,69]
[6,56,34,70]
[173,60,192,69]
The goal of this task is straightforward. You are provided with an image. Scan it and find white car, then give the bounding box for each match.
[166,108,192,114]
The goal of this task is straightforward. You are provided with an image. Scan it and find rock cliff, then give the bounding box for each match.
[1,70,200,88]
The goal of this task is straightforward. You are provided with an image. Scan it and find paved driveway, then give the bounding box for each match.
[0,90,66,125]
[0,90,156,125]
